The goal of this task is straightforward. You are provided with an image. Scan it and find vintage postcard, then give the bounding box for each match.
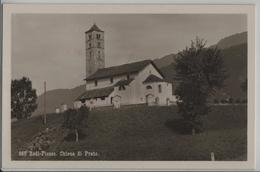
[2,4,255,171]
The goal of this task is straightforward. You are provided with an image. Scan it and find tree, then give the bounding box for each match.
[174,38,226,134]
[62,106,89,142]
[11,77,38,119]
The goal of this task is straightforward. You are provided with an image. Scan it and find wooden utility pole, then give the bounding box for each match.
[43,81,47,125]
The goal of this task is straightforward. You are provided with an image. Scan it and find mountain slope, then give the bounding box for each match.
[153,54,176,68]
[213,32,247,49]
[220,43,247,98]
[33,85,85,116]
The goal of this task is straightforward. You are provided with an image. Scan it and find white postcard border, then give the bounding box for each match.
[2,4,256,171]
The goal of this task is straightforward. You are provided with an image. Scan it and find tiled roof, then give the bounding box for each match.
[85,60,163,81]
[143,74,165,83]
[85,24,104,33]
[76,86,114,100]
[114,78,134,87]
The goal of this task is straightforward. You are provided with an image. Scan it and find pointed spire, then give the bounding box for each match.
[85,23,104,33]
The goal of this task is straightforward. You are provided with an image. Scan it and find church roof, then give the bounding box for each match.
[85,60,164,81]
[114,78,134,87]
[76,86,114,100]
[143,74,165,83]
[85,24,104,33]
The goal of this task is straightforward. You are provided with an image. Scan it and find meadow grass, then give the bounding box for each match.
[11,105,247,161]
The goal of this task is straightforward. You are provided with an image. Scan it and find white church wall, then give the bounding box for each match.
[113,84,135,105]
[143,82,175,105]
[130,64,164,105]
[80,63,176,108]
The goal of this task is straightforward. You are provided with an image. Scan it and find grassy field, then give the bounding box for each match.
[12,105,247,161]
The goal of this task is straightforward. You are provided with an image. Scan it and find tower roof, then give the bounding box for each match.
[85,24,104,33]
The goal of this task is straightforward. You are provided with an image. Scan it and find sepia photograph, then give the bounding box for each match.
[2,4,255,171]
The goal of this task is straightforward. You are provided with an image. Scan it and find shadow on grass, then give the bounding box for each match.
[165,119,204,135]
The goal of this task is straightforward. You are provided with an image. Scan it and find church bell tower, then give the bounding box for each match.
[85,24,105,77]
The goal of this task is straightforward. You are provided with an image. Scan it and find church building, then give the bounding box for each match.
[74,24,176,109]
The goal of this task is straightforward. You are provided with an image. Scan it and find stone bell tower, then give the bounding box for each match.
[85,24,105,77]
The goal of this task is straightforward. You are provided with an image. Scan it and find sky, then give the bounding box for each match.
[11,14,247,95]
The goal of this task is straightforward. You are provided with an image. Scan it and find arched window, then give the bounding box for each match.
[146,85,152,90]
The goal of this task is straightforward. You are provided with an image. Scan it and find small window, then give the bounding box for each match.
[146,85,152,90]
[89,43,91,48]
[95,80,98,86]
[97,42,101,48]
[110,77,114,84]
[89,51,92,57]
[88,34,92,40]
[158,84,162,93]
[101,97,105,100]
[96,34,101,39]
